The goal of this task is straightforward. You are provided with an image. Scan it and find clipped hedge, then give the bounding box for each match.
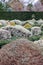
[0,12,43,20]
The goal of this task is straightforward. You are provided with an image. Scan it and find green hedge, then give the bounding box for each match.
[0,12,43,20]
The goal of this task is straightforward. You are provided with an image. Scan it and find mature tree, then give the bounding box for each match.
[0,2,4,11]
[0,1,12,12]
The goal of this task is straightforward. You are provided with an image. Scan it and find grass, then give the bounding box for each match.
[0,36,20,48]
[0,34,43,48]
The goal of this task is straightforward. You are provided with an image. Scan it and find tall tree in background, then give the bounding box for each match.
[1,0,5,2]
[0,1,12,12]
[0,2,4,11]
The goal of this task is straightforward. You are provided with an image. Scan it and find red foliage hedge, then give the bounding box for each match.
[0,39,43,65]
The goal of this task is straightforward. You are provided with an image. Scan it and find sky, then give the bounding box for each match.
[0,0,38,2]
[0,0,9,2]
[20,0,38,6]
[0,0,38,5]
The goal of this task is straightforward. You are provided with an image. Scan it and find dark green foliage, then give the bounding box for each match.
[28,35,41,41]
[40,31,43,35]
[41,25,43,31]
[0,35,42,48]
[0,36,19,48]
[0,12,43,20]
[0,2,4,12]
[0,39,11,48]
[0,2,12,12]
[33,22,41,26]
